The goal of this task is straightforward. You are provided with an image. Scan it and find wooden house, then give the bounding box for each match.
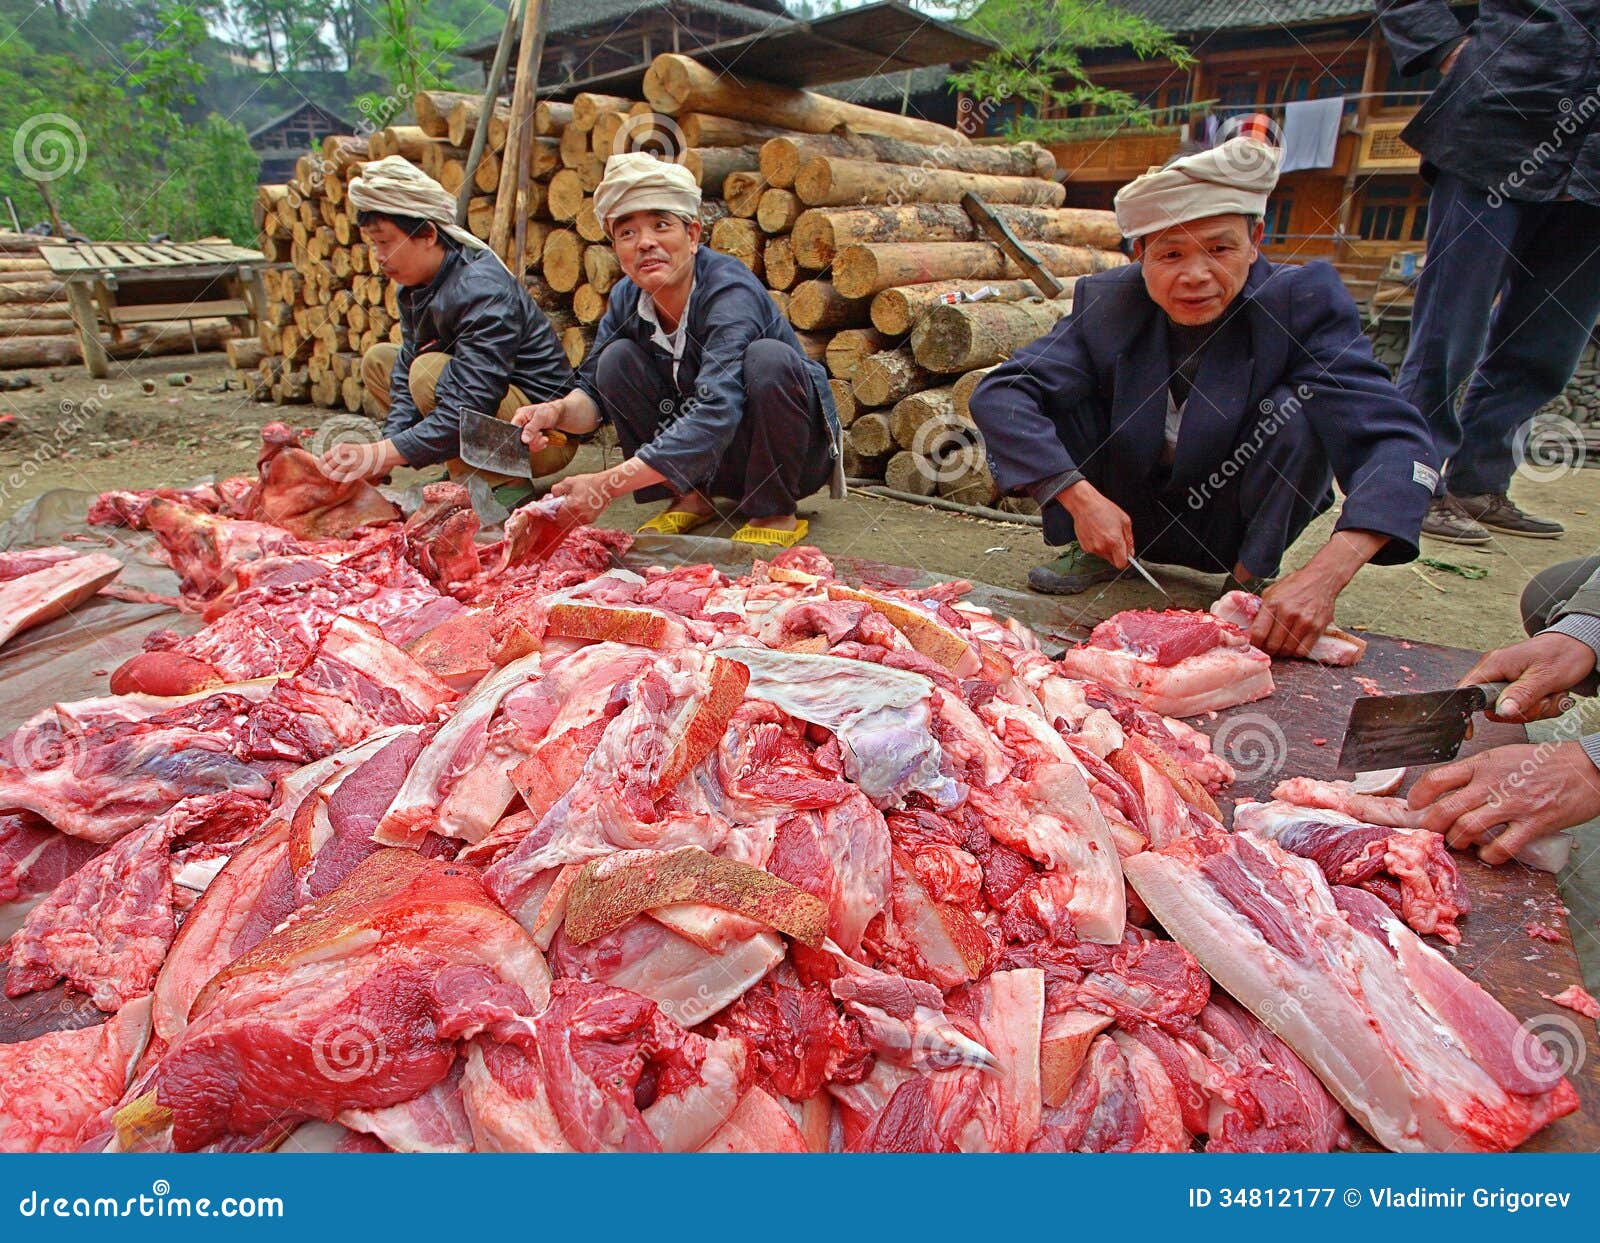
[248,101,356,185]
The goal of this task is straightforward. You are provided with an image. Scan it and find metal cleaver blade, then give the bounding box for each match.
[458,407,552,480]
[1335,681,1508,773]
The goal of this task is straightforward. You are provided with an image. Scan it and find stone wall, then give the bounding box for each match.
[1367,322,1600,426]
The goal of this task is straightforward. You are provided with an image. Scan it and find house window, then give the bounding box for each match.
[1358,180,1429,242]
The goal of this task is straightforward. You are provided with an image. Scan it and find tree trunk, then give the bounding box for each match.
[756,188,802,234]
[791,203,1122,268]
[560,123,591,168]
[562,325,595,367]
[833,240,1120,299]
[761,132,1051,189]
[572,283,607,325]
[583,244,622,294]
[888,385,961,450]
[870,279,1041,335]
[0,319,234,368]
[952,366,998,422]
[534,101,575,137]
[829,377,859,428]
[842,444,889,480]
[722,170,766,218]
[643,53,966,147]
[846,411,895,457]
[762,236,801,291]
[824,327,890,380]
[936,444,999,506]
[548,169,587,222]
[542,229,586,293]
[680,114,796,148]
[884,450,937,496]
[910,299,1071,373]
[572,93,635,131]
[710,218,763,277]
[226,338,266,369]
[448,98,510,149]
[0,281,64,305]
[851,347,932,408]
[414,90,478,138]
[795,158,1065,209]
[787,280,870,331]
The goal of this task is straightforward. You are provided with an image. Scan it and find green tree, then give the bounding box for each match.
[0,1,259,243]
[946,0,1194,141]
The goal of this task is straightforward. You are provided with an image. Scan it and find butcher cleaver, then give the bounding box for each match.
[1336,681,1510,772]
[458,406,568,479]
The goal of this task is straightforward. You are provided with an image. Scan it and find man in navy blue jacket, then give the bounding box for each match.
[972,138,1438,657]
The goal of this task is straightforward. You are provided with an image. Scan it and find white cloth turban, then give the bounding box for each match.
[1113,138,1281,239]
[348,156,507,270]
[593,152,702,235]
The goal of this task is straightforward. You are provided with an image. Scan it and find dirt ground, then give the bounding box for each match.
[2,350,1595,652]
[2,350,1597,987]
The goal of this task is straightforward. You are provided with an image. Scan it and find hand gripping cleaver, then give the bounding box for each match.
[458,407,568,480]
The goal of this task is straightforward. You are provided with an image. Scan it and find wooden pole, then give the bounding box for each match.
[457,0,520,226]
[491,0,545,263]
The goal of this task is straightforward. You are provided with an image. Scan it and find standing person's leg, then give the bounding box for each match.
[1394,174,1522,542]
[720,340,830,534]
[1448,200,1600,537]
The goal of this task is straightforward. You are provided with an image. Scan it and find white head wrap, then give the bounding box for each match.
[1113,138,1281,240]
[593,152,702,236]
[348,156,509,271]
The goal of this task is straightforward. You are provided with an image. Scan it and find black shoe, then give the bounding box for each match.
[1453,491,1566,539]
[1028,543,1129,595]
[1419,495,1492,546]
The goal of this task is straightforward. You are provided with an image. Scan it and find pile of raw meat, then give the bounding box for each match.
[0,424,1583,1154]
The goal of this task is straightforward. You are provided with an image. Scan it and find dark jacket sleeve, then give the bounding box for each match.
[1375,0,1467,75]
[380,334,421,443]
[632,283,770,492]
[575,293,628,410]
[1270,263,1438,564]
[969,289,1097,497]
[389,283,524,467]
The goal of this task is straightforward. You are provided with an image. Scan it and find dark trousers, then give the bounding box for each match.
[1397,173,1600,497]
[1522,557,1600,697]
[1044,399,1333,580]
[1522,557,1600,635]
[595,337,832,517]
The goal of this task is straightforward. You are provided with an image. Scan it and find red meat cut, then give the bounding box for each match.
[1057,608,1274,717]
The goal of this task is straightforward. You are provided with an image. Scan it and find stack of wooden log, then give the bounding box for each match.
[0,231,236,369]
[247,56,1127,510]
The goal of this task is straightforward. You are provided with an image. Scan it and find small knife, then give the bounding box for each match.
[1126,556,1168,598]
[458,407,567,480]
[1336,681,1510,773]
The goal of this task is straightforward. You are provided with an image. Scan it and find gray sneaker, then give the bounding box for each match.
[1420,495,1492,546]
[1028,543,1130,595]
[1454,492,1565,539]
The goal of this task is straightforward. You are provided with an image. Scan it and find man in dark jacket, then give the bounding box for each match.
[321,157,576,484]
[514,153,841,548]
[1377,0,1600,543]
[971,138,1438,657]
